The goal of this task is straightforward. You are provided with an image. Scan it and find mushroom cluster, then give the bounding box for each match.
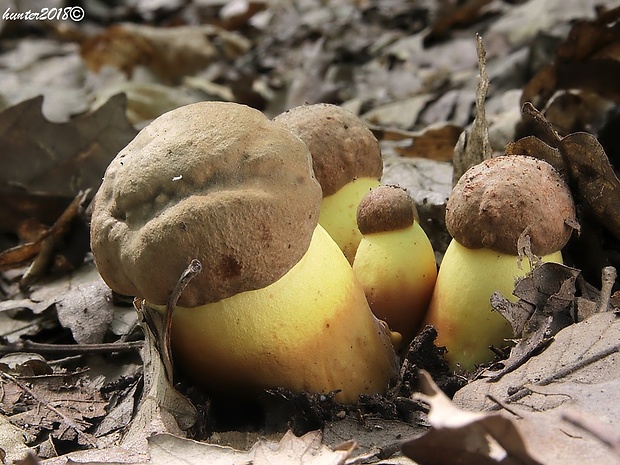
[423,155,578,371]
[90,98,575,406]
[90,101,399,403]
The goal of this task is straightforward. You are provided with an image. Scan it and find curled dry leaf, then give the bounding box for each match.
[402,370,542,465]
[485,262,580,380]
[123,300,197,453]
[521,103,620,243]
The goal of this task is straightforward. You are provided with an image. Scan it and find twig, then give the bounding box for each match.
[0,340,143,356]
[598,266,617,314]
[451,33,491,186]
[563,409,620,458]
[344,441,403,465]
[0,371,98,448]
[162,259,202,382]
[19,189,90,291]
[486,343,620,411]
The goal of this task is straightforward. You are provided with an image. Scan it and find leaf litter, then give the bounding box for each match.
[1,1,620,464]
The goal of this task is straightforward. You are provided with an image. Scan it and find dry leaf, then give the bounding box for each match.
[81,25,218,83]
[485,262,580,380]
[425,0,494,43]
[0,94,136,197]
[1,255,113,347]
[402,371,542,465]
[363,95,433,130]
[121,301,197,453]
[521,104,620,243]
[454,312,620,412]
[1,367,107,448]
[251,430,355,465]
[521,6,620,109]
[0,412,35,464]
[391,124,462,162]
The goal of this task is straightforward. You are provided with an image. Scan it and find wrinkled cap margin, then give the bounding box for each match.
[90,101,322,307]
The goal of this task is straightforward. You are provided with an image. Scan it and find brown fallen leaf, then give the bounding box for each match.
[425,0,494,43]
[401,370,542,465]
[522,103,620,243]
[122,299,197,453]
[505,135,565,174]
[485,262,580,380]
[80,24,250,84]
[381,123,462,162]
[0,93,137,197]
[0,190,89,290]
[0,366,107,448]
[251,430,355,465]
[521,6,620,110]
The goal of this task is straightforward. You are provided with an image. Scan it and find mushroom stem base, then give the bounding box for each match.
[423,240,562,371]
[159,225,398,403]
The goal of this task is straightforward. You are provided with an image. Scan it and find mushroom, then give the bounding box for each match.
[90,101,397,402]
[353,185,437,344]
[274,103,383,263]
[423,155,577,371]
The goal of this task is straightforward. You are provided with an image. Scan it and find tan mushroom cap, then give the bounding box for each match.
[446,155,577,256]
[357,185,419,235]
[274,103,383,197]
[90,101,321,307]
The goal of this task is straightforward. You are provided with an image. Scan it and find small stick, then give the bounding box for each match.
[563,409,620,457]
[598,266,617,314]
[0,340,143,356]
[162,259,202,381]
[0,371,98,448]
[486,343,620,411]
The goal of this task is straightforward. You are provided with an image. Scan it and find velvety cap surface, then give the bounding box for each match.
[91,101,321,307]
[357,185,418,234]
[274,103,383,196]
[446,155,577,255]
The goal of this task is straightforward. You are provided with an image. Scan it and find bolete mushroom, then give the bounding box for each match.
[353,185,437,344]
[423,155,577,371]
[274,103,383,263]
[90,101,397,402]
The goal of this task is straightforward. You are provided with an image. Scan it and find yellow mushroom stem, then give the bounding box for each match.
[319,177,381,262]
[157,225,398,403]
[353,221,437,343]
[423,239,563,371]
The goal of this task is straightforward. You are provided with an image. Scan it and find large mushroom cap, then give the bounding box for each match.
[91,101,321,307]
[274,103,383,196]
[446,155,577,256]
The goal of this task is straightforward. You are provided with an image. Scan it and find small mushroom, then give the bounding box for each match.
[353,185,437,344]
[274,103,383,263]
[423,155,578,371]
[90,101,397,402]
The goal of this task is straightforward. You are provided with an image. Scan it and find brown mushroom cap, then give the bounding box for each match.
[446,155,577,256]
[357,185,419,235]
[274,103,383,197]
[90,101,321,307]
